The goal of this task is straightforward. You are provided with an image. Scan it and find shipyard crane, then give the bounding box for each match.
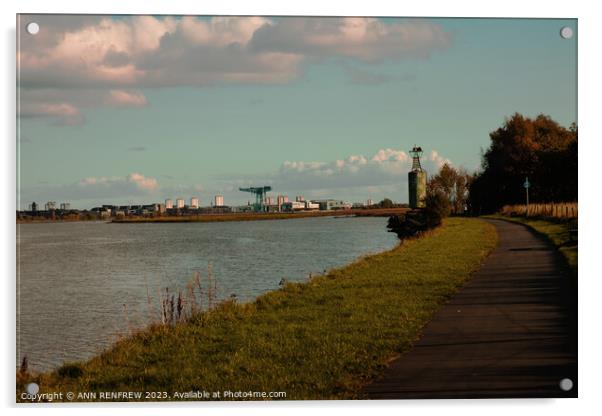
[239,186,272,212]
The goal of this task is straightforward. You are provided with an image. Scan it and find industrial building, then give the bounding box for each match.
[281,201,306,212]
[312,199,352,211]
[276,195,288,209]
[305,201,320,210]
[280,200,323,212]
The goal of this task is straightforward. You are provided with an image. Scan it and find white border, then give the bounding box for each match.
[3,1,601,415]
[4,0,585,18]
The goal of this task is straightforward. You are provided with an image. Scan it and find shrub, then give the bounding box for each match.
[424,188,451,228]
[57,363,84,379]
[387,189,451,240]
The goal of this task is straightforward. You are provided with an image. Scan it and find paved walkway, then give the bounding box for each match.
[363,219,577,399]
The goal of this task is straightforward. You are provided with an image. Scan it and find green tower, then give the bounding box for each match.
[408,146,427,209]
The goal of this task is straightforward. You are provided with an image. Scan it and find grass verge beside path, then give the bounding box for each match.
[485,214,577,275]
[18,218,497,401]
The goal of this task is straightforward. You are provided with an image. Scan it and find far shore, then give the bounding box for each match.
[16,218,105,225]
[16,208,409,225]
[109,208,410,223]
[17,208,409,224]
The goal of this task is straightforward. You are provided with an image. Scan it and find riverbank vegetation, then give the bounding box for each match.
[386,166,459,240]
[428,163,472,215]
[18,218,497,401]
[499,202,577,219]
[386,190,452,240]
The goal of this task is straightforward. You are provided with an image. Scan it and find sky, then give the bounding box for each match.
[17,15,577,209]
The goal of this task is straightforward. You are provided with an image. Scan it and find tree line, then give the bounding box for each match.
[426,113,577,215]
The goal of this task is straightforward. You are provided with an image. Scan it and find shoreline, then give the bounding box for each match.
[17,218,497,401]
[16,208,409,224]
[16,218,105,224]
[18,216,399,374]
[110,208,409,223]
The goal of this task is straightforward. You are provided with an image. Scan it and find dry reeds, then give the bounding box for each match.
[500,202,577,219]
[156,264,219,327]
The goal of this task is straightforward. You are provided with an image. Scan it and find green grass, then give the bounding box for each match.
[18,218,497,402]
[485,214,577,274]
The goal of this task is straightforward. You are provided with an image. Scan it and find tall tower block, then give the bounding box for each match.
[408,146,427,208]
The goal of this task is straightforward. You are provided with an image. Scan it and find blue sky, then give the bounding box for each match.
[17,16,577,209]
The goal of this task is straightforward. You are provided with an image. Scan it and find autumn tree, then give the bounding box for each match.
[428,163,473,214]
[469,113,577,214]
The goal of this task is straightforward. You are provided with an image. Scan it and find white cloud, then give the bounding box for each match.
[108,90,148,107]
[77,172,158,193]
[18,15,452,125]
[371,148,409,162]
[428,150,452,169]
[250,17,451,63]
[19,101,85,125]
[273,147,451,203]
[179,16,271,46]
[19,148,452,209]
[20,16,449,88]
[20,172,160,208]
[210,147,453,204]
[126,173,158,191]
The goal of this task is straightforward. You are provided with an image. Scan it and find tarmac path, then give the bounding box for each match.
[363,219,577,399]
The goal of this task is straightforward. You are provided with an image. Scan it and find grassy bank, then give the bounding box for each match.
[485,214,577,274]
[18,218,497,401]
[110,208,409,223]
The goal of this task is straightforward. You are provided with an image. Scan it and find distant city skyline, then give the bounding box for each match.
[17,15,577,209]
[25,194,383,212]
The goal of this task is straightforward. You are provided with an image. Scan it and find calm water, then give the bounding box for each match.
[17,216,397,372]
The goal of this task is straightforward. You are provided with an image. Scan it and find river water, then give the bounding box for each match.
[16,216,397,372]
